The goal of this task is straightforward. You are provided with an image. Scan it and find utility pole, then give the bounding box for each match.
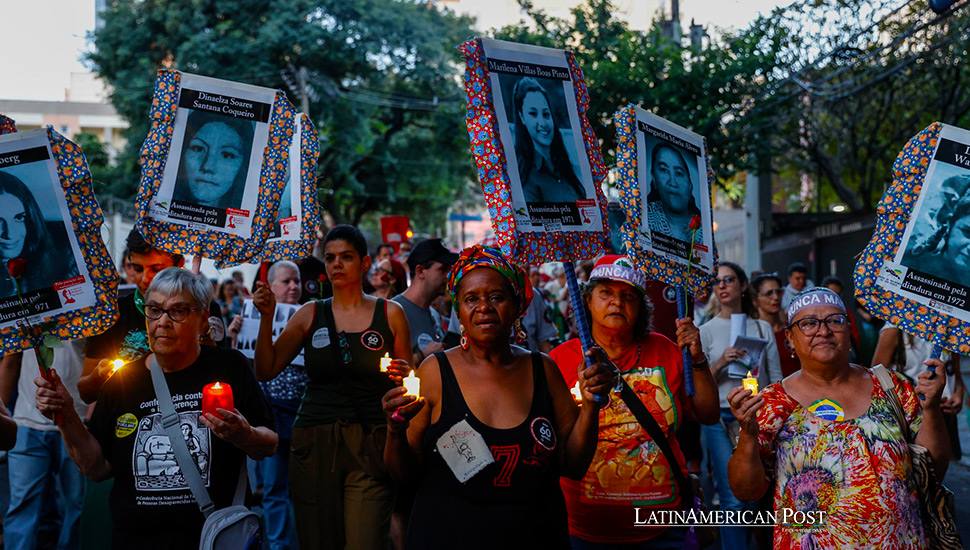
[296,67,310,116]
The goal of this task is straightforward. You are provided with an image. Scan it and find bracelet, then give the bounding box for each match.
[691,359,710,371]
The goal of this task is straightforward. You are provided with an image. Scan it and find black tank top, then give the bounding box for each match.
[296,298,395,426]
[404,351,569,549]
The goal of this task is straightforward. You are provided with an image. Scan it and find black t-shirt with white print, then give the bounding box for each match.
[89,346,275,549]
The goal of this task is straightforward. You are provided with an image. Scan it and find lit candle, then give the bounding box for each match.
[570,381,583,403]
[403,370,420,398]
[111,359,125,373]
[742,371,758,394]
[202,381,234,419]
[380,353,392,372]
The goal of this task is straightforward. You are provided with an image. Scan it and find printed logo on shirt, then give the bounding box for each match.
[416,333,433,352]
[311,327,330,348]
[132,411,211,492]
[530,417,557,451]
[115,413,138,438]
[361,330,384,351]
[663,285,677,303]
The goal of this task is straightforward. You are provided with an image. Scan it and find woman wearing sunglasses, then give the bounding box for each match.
[253,224,413,550]
[726,287,949,549]
[698,262,782,549]
[751,272,801,377]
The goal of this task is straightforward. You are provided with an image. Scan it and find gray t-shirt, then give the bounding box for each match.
[392,295,443,353]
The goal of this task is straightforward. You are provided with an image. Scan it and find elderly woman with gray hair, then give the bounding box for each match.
[35,267,277,549]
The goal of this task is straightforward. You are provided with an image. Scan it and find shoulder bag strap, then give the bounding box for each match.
[872,365,913,443]
[616,379,693,507]
[149,357,216,517]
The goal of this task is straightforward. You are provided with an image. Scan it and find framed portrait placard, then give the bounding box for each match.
[233,299,304,366]
[614,106,717,295]
[0,115,15,135]
[0,128,118,355]
[460,38,610,263]
[259,113,322,262]
[135,70,296,267]
[856,122,970,354]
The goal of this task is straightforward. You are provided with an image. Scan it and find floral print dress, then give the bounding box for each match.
[757,369,927,549]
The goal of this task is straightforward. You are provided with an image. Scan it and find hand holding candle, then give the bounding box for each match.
[742,371,758,394]
[202,381,234,419]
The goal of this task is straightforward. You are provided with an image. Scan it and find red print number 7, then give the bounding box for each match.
[490,445,519,487]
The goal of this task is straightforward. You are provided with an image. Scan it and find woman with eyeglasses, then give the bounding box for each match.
[36,267,278,548]
[253,224,413,550]
[751,272,801,377]
[698,262,781,549]
[726,287,949,549]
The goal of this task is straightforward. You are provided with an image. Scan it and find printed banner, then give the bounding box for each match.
[233,299,304,366]
[614,105,718,295]
[460,38,610,263]
[135,70,296,267]
[0,128,118,354]
[259,113,322,262]
[855,122,970,354]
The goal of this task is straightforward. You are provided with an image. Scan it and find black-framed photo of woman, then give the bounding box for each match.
[634,108,714,271]
[148,73,275,239]
[877,122,970,321]
[481,38,603,234]
[0,129,92,331]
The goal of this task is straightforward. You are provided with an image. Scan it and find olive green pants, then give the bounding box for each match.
[290,421,394,550]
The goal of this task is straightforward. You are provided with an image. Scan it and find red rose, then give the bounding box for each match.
[689,215,702,231]
[318,273,327,282]
[6,258,26,278]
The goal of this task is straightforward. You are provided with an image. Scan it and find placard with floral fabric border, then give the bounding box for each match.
[459,38,610,263]
[134,70,296,268]
[258,113,321,262]
[855,122,970,355]
[613,105,718,297]
[0,127,118,355]
[0,115,15,135]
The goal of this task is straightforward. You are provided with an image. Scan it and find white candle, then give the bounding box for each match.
[111,359,125,373]
[570,381,583,403]
[403,370,421,397]
[380,353,392,372]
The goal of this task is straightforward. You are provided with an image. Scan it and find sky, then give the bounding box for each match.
[0,0,791,101]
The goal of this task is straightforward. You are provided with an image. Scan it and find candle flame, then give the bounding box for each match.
[212,382,222,390]
[112,360,124,372]
[746,371,752,377]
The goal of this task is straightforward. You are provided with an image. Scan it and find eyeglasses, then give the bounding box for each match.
[144,305,199,322]
[759,289,785,297]
[788,313,848,335]
[713,275,737,287]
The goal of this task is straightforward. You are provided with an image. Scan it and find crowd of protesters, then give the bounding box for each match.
[0,224,966,550]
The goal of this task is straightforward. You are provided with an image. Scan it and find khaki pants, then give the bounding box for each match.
[290,422,395,550]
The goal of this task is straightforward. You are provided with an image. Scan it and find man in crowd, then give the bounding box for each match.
[392,238,457,366]
[80,230,226,403]
[374,243,394,263]
[781,261,813,311]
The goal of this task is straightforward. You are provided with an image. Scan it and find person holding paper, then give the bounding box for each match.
[751,272,801,377]
[512,77,585,204]
[698,262,781,549]
[253,225,413,550]
[726,287,949,549]
[550,255,719,547]
[381,245,612,549]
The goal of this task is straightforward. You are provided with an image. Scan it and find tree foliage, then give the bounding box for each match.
[87,0,477,229]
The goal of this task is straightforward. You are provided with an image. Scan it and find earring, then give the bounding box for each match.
[514,318,527,345]
[459,324,469,350]
[791,351,796,359]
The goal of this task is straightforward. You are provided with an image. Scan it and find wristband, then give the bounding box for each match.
[691,358,710,371]
[391,410,406,423]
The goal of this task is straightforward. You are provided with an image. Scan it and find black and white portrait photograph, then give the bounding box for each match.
[171,109,255,212]
[897,124,970,295]
[634,108,713,270]
[0,130,92,329]
[481,38,603,233]
[150,72,276,239]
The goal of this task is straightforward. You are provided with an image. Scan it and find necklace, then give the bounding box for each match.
[594,341,642,370]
